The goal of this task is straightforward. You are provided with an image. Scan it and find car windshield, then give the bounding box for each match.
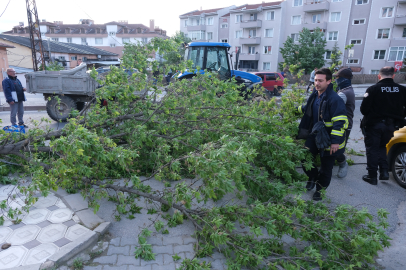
[205,47,230,79]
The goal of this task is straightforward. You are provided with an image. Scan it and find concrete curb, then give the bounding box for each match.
[0,106,46,112]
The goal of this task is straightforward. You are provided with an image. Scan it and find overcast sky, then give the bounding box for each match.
[0,0,259,36]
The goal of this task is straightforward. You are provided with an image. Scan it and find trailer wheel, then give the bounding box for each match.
[46,96,77,122]
[76,102,85,111]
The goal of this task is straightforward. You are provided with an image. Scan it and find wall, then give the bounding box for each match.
[0,47,10,91]
[0,40,33,69]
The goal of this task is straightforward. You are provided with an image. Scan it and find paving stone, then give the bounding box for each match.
[93,254,117,264]
[163,254,176,264]
[0,227,13,243]
[72,214,80,223]
[58,266,70,270]
[63,219,77,227]
[183,252,194,260]
[183,236,197,245]
[93,222,110,235]
[53,237,72,247]
[63,193,88,212]
[48,208,73,223]
[110,237,121,246]
[116,255,141,266]
[103,266,127,270]
[37,220,52,228]
[22,243,59,266]
[128,266,151,270]
[83,266,102,270]
[0,216,13,227]
[162,236,182,245]
[0,246,28,268]
[120,236,138,246]
[107,245,130,255]
[209,259,226,270]
[65,224,91,241]
[74,209,104,229]
[173,244,194,254]
[37,223,67,243]
[9,222,26,230]
[22,209,51,225]
[147,236,163,246]
[53,188,69,198]
[34,195,58,209]
[23,239,42,249]
[7,225,41,245]
[152,245,173,254]
[152,263,176,270]
[55,199,67,209]
[47,205,59,211]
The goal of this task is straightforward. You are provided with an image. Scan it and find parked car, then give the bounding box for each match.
[255,72,284,96]
[387,126,406,188]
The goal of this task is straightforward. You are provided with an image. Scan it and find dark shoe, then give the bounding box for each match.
[362,175,377,185]
[19,124,28,128]
[306,180,316,191]
[313,191,322,201]
[379,169,389,180]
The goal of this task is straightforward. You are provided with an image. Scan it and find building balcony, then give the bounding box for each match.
[187,25,206,31]
[239,37,261,45]
[394,15,406,25]
[303,21,327,30]
[240,20,262,28]
[303,0,330,12]
[391,37,406,46]
[238,53,260,61]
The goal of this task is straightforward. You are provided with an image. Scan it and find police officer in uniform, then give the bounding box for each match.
[361,66,406,185]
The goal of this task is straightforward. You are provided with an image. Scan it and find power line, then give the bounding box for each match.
[0,0,11,18]
[74,0,93,20]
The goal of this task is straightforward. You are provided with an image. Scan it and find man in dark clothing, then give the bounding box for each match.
[296,68,348,201]
[333,68,355,178]
[2,68,27,127]
[361,66,406,185]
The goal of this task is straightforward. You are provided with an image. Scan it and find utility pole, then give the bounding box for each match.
[26,0,46,71]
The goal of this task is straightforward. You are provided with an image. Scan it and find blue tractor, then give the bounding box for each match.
[176,42,263,99]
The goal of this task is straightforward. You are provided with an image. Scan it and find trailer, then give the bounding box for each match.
[25,63,97,121]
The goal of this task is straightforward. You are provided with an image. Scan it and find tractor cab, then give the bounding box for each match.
[177,42,262,98]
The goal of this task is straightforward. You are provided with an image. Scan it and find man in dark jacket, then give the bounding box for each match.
[2,68,27,127]
[361,66,406,185]
[334,68,355,178]
[297,68,348,201]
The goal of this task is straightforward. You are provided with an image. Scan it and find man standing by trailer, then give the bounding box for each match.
[361,66,406,185]
[2,68,27,127]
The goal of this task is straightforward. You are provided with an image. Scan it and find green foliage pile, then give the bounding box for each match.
[0,36,390,270]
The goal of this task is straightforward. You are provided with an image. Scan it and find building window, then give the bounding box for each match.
[58,56,65,61]
[350,39,362,45]
[221,39,228,43]
[142,38,148,43]
[292,15,301,25]
[293,0,303,7]
[80,28,85,34]
[263,62,271,70]
[266,11,275,21]
[207,17,213,25]
[312,14,321,23]
[235,15,242,23]
[221,23,228,28]
[328,31,338,41]
[122,38,130,43]
[264,29,274,38]
[388,47,406,61]
[264,46,272,54]
[81,38,87,45]
[377,29,390,39]
[347,59,359,64]
[356,0,368,4]
[325,51,332,59]
[235,30,242,38]
[71,56,77,60]
[353,19,365,25]
[374,50,386,60]
[249,29,257,38]
[207,32,213,40]
[96,28,101,34]
[184,20,188,27]
[403,28,406,37]
[189,31,205,41]
[110,44,116,47]
[109,32,116,36]
[381,7,394,18]
[95,38,103,45]
[291,33,299,42]
[330,12,341,22]
[332,0,343,2]
[248,46,256,54]
[51,38,59,42]
[250,13,258,21]
[83,57,87,61]
[67,38,72,43]
[371,70,379,74]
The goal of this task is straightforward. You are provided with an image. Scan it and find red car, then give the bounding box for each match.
[255,72,284,96]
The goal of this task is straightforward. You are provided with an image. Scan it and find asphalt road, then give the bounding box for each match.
[0,100,405,269]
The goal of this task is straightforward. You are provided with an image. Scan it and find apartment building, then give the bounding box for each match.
[3,19,168,58]
[180,0,406,74]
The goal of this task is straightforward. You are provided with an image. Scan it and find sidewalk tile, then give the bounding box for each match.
[128,266,151,270]
[173,244,194,254]
[110,237,121,246]
[116,255,141,266]
[22,243,58,266]
[152,263,176,270]
[152,245,173,254]
[53,237,72,247]
[23,239,41,249]
[37,223,67,243]
[7,225,41,245]
[93,254,117,264]
[104,266,127,270]
[74,209,103,229]
[107,245,130,256]
[63,193,88,212]
[83,266,102,270]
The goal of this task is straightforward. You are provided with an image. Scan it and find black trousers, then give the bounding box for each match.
[302,134,336,191]
[336,130,351,163]
[365,122,395,177]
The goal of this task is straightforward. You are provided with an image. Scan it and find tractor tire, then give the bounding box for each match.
[46,96,77,122]
[76,102,85,111]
